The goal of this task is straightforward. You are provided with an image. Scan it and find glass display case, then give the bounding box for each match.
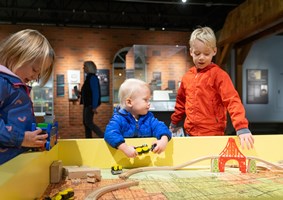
[149,100,176,112]
[112,45,188,126]
[30,77,53,117]
[113,45,188,109]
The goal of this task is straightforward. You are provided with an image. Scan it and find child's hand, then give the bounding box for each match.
[118,143,138,158]
[21,129,48,147]
[238,133,254,150]
[152,135,168,154]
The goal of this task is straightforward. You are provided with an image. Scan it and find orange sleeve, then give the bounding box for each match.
[171,79,186,126]
[216,70,249,131]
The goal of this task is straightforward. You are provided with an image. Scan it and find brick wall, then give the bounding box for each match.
[0,25,190,138]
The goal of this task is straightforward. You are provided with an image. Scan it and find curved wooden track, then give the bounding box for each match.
[119,155,283,179]
[84,180,139,200]
[119,155,220,179]
[85,155,283,199]
[247,156,283,170]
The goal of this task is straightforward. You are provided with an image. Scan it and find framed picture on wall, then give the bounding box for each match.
[153,71,161,85]
[97,69,110,102]
[56,74,65,97]
[246,69,268,104]
[67,70,80,100]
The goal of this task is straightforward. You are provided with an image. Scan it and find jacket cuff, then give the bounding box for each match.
[160,134,171,141]
[115,140,125,149]
[236,128,251,135]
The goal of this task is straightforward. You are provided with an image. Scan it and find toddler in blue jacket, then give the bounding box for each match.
[104,78,171,158]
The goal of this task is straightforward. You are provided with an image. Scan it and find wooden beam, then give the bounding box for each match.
[219,0,283,47]
[235,21,283,48]
[216,43,232,66]
[236,44,253,65]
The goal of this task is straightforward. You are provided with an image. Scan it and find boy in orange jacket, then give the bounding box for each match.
[170,26,254,149]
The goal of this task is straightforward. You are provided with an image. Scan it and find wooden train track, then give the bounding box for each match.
[119,155,220,179]
[119,155,283,179]
[85,155,283,199]
[84,180,139,200]
[246,156,283,171]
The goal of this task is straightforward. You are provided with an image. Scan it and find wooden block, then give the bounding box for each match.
[63,166,101,180]
[50,160,63,183]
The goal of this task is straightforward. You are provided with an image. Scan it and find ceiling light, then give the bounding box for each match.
[182,0,187,3]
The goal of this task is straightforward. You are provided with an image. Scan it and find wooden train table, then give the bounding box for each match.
[42,138,283,200]
[1,135,283,200]
[42,166,283,200]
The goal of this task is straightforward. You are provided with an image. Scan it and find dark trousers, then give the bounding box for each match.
[83,106,104,138]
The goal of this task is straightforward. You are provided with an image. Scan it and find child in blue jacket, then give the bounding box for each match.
[0,29,55,164]
[104,78,171,158]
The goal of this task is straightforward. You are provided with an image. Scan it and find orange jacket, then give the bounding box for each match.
[171,63,249,136]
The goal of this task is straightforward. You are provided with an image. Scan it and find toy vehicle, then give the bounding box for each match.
[111,165,123,175]
[44,188,74,200]
[31,122,58,151]
[150,143,157,151]
[135,144,150,155]
[135,144,157,155]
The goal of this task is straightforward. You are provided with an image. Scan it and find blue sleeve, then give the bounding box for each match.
[90,76,100,109]
[0,79,24,148]
[0,121,24,148]
[104,115,126,148]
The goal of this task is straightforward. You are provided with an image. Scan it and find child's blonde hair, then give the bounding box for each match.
[189,26,216,49]
[0,29,55,86]
[118,78,149,108]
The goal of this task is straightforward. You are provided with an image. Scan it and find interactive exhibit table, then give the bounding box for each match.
[0,135,283,200]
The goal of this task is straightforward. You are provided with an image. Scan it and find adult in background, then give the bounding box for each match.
[80,61,104,138]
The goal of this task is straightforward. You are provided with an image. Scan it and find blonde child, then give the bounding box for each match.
[104,78,171,158]
[170,27,254,149]
[0,29,55,164]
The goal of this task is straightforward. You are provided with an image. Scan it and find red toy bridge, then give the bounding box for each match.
[218,137,246,173]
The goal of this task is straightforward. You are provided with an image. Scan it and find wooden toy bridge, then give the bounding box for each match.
[218,137,246,173]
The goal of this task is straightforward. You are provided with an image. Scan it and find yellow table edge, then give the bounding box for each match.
[0,135,282,199]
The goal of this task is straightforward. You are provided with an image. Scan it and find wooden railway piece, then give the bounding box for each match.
[119,155,220,179]
[119,155,283,179]
[246,156,283,170]
[84,155,283,199]
[84,180,139,200]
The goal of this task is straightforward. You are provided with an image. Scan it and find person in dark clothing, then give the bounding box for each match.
[80,61,104,138]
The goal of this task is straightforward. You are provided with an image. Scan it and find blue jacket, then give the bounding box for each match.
[104,106,172,148]
[0,65,36,164]
[80,73,101,109]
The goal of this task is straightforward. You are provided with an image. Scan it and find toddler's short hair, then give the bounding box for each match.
[118,78,149,108]
[189,26,216,49]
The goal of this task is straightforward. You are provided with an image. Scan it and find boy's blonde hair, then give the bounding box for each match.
[83,61,97,74]
[189,26,216,49]
[118,78,149,108]
[0,29,55,86]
